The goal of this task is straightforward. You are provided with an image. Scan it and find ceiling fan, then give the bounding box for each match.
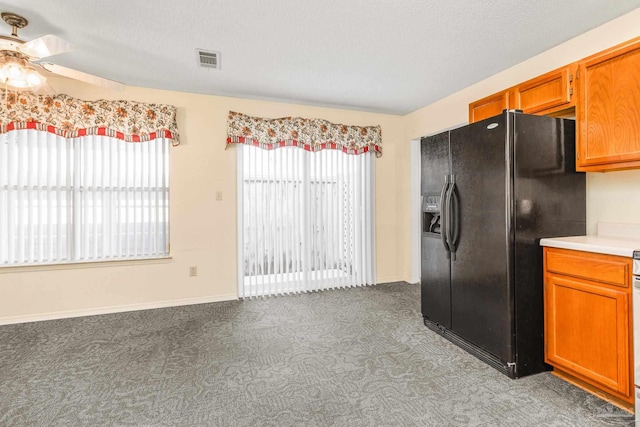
[0,12,124,91]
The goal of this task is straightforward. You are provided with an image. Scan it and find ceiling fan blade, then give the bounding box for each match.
[18,35,73,59]
[40,62,125,91]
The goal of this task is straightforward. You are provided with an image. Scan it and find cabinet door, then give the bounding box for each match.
[514,65,575,115]
[576,36,640,171]
[545,273,631,399]
[468,89,512,123]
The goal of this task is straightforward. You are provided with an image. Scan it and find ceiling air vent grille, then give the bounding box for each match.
[197,49,220,69]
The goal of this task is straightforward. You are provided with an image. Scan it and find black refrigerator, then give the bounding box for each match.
[420,110,585,379]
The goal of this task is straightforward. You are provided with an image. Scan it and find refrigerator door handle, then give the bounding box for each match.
[450,181,460,256]
[440,175,451,257]
[446,176,459,260]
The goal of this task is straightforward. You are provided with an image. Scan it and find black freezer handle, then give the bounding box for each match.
[440,175,451,258]
[446,176,460,260]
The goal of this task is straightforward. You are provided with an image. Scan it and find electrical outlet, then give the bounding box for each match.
[216,191,223,201]
[189,266,197,277]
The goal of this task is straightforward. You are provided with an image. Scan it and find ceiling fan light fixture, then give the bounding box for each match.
[5,61,24,79]
[26,67,45,86]
[0,11,121,91]
[0,54,45,88]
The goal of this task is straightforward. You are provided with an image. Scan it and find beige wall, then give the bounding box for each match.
[2,8,639,324]
[0,81,405,324]
[587,170,640,234]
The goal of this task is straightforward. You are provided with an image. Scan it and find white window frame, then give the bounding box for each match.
[0,130,171,268]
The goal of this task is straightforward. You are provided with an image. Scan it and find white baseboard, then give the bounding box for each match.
[0,294,238,326]
[376,277,409,284]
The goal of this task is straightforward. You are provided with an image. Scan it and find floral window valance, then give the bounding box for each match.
[226,111,382,157]
[0,91,179,145]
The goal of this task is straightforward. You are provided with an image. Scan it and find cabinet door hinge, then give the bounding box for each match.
[569,88,573,96]
[576,69,580,79]
[569,73,573,83]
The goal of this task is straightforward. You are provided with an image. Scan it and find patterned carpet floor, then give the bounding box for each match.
[0,282,635,426]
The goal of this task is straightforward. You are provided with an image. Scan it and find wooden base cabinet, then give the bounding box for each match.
[543,247,633,411]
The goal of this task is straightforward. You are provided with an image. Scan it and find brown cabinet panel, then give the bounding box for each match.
[515,65,575,114]
[468,90,511,123]
[577,36,640,171]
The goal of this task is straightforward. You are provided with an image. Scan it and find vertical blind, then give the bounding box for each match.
[0,129,170,266]
[237,145,375,297]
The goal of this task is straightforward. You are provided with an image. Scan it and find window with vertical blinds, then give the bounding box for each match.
[237,145,375,297]
[0,129,170,266]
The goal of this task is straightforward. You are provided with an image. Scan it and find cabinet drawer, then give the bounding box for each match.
[545,248,631,288]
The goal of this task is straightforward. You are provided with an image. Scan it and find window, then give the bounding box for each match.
[237,145,375,297]
[0,129,170,266]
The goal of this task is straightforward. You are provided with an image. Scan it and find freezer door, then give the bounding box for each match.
[449,113,512,362]
[421,131,452,328]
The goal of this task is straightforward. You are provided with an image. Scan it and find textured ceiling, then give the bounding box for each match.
[1,1,639,115]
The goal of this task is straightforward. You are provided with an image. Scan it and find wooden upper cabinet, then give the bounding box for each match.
[467,36,640,172]
[468,89,513,123]
[468,64,577,124]
[514,64,576,115]
[576,36,640,171]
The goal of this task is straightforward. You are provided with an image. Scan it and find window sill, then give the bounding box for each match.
[0,256,173,274]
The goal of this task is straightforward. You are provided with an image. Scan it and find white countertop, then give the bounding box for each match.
[539,235,640,258]
[540,222,640,258]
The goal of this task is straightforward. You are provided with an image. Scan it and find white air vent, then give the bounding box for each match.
[197,49,220,69]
